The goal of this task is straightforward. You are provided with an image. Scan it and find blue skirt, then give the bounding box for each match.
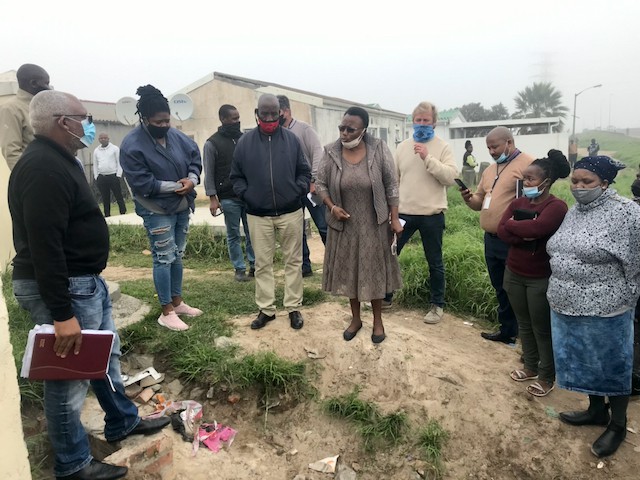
[551,309,633,396]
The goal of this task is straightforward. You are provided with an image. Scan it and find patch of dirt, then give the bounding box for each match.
[103,235,639,479]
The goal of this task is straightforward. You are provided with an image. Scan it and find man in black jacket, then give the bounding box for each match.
[204,104,255,282]
[9,90,169,480]
[230,94,311,330]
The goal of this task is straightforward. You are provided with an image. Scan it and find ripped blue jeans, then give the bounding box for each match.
[135,202,190,306]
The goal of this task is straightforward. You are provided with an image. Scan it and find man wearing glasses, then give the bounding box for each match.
[9,90,169,480]
[203,104,255,282]
[0,63,50,170]
[230,94,311,331]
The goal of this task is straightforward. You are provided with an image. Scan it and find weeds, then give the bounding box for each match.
[417,419,449,479]
[324,388,409,450]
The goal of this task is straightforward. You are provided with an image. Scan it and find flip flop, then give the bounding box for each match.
[527,381,555,397]
[510,369,538,382]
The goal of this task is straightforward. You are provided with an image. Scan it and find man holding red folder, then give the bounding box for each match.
[8,90,169,480]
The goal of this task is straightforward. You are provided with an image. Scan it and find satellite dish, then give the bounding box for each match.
[170,94,193,121]
[115,97,138,126]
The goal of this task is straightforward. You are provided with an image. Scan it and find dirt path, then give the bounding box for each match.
[105,235,640,479]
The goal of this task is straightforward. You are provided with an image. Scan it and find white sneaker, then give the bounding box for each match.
[173,302,203,317]
[158,311,189,331]
[424,305,444,324]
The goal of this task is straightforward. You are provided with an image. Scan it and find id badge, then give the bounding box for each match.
[482,194,492,210]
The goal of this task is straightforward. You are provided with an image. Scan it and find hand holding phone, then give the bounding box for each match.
[454,178,469,191]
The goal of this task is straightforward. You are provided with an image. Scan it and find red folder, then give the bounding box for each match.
[21,327,115,380]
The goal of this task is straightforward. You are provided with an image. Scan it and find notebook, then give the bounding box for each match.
[21,324,115,380]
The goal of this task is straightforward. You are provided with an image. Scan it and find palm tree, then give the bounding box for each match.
[512,82,569,132]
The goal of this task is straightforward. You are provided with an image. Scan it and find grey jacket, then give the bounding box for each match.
[315,134,399,232]
[547,189,640,316]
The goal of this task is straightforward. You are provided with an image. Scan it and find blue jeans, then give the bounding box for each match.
[484,233,518,337]
[135,202,190,306]
[13,276,140,477]
[221,198,255,271]
[302,195,328,272]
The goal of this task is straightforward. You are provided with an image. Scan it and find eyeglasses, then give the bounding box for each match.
[54,114,93,124]
[338,125,362,134]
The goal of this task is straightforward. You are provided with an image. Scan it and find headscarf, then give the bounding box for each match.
[574,156,625,184]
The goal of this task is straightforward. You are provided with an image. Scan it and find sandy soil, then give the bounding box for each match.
[102,235,640,479]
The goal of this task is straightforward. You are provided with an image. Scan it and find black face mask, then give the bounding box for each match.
[220,122,242,138]
[147,124,170,139]
[278,115,286,126]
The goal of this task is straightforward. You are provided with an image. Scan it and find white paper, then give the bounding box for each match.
[399,218,407,227]
[306,192,317,207]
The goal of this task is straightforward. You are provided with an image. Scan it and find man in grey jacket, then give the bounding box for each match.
[278,95,327,277]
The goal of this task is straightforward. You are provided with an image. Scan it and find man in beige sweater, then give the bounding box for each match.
[460,126,534,344]
[0,64,50,170]
[385,101,458,324]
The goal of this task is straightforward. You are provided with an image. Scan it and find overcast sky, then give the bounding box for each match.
[2,0,638,134]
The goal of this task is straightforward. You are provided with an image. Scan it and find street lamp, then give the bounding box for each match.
[571,84,602,141]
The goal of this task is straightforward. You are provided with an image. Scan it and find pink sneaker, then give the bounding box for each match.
[173,302,203,317]
[157,311,189,331]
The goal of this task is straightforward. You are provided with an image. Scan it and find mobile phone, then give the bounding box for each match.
[454,178,468,191]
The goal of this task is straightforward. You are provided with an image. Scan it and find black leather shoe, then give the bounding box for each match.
[481,331,516,344]
[560,406,610,426]
[343,324,362,341]
[108,416,171,443]
[57,459,127,480]
[591,421,627,457]
[371,329,386,344]
[251,311,276,330]
[302,269,313,278]
[289,311,304,329]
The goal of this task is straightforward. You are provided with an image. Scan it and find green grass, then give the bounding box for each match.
[417,419,449,479]
[324,388,409,451]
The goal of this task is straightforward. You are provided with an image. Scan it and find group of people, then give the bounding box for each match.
[2,63,639,479]
[460,130,640,458]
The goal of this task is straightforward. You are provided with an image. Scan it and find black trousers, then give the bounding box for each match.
[96,174,126,217]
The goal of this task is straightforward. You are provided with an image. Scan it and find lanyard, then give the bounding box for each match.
[489,150,519,193]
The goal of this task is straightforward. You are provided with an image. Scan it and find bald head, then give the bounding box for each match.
[16,64,50,95]
[256,94,280,124]
[486,126,513,143]
[486,126,515,161]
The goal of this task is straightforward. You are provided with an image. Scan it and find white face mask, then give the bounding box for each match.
[341,130,366,149]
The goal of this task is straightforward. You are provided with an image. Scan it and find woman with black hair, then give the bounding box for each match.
[497,149,570,397]
[315,106,403,344]
[120,85,203,331]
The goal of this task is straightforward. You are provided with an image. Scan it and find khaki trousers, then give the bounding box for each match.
[247,209,304,316]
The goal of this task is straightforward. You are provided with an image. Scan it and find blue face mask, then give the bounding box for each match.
[68,118,96,147]
[522,179,548,199]
[495,147,510,164]
[413,124,434,143]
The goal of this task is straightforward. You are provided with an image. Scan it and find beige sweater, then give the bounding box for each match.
[395,136,458,215]
[470,151,535,233]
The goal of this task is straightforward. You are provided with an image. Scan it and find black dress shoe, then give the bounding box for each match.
[57,459,127,480]
[559,406,610,426]
[481,331,516,344]
[591,421,627,457]
[371,330,386,344]
[302,269,313,278]
[108,416,171,443]
[343,324,362,341]
[251,311,276,330]
[289,311,304,329]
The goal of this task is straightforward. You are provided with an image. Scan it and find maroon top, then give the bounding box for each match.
[497,195,568,278]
